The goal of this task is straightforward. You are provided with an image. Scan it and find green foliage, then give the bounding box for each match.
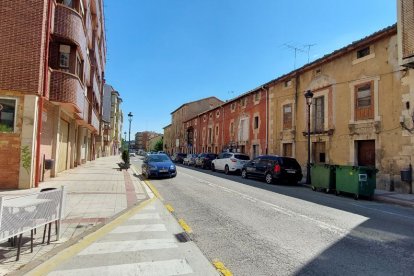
[21,146,31,174]
[0,123,13,133]
[122,150,130,164]
[153,137,164,152]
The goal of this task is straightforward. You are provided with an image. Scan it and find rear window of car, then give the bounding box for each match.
[280,157,300,167]
[234,154,249,160]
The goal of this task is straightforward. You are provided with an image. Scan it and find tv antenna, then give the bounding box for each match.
[303,43,316,63]
[284,44,305,69]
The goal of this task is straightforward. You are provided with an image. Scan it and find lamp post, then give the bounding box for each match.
[124,131,127,151]
[304,90,314,184]
[128,112,133,154]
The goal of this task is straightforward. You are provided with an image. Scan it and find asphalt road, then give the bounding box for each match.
[132,158,414,276]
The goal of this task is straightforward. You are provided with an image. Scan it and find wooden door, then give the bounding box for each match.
[58,119,69,172]
[357,140,375,166]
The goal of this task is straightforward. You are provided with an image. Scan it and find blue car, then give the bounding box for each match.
[142,154,177,179]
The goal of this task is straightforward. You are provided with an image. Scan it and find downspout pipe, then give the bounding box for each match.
[262,85,268,154]
[35,0,52,187]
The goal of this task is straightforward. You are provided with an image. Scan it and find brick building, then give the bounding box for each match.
[183,88,268,158]
[0,0,107,189]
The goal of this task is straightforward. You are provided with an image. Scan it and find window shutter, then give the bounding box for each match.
[402,0,414,59]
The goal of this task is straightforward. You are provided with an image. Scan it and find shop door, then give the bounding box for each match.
[58,119,69,172]
[357,140,375,166]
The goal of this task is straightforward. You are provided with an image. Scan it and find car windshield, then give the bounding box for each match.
[234,154,249,160]
[148,155,170,162]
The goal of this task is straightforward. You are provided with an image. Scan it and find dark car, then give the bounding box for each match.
[195,153,218,169]
[171,153,186,164]
[142,154,177,179]
[241,155,302,184]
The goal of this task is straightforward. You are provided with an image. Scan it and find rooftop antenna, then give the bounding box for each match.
[303,43,316,63]
[284,44,305,69]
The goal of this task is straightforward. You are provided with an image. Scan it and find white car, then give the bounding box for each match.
[211,152,250,174]
[183,154,197,166]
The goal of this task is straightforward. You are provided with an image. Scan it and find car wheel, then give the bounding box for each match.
[211,164,215,172]
[311,186,316,191]
[224,165,229,175]
[265,173,273,184]
[241,169,248,179]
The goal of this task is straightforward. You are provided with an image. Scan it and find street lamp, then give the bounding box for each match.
[128,112,133,154]
[304,90,314,184]
[124,131,127,150]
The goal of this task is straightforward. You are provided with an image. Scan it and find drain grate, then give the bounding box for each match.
[175,232,191,243]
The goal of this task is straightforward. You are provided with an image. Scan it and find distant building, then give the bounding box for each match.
[103,84,123,156]
[135,131,161,151]
[168,97,223,154]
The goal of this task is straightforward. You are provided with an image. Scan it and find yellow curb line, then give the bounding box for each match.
[165,204,174,213]
[26,197,155,276]
[144,180,163,200]
[178,218,193,234]
[213,260,233,276]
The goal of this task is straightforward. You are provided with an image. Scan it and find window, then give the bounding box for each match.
[203,115,207,122]
[208,128,212,143]
[284,79,292,88]
[283,104,292,129]
[57,0,73,8]
[216,110,220,118]
[59,45,70,70]
[357,47,370,59]
[0,98,16,133]
[254,116,259,129]
[215,126,219,137]
[231,103,236,111]
[209,113,212,119]
[313,97,324,133]
[230,122,234,134]
[355,82,374,120]
[283,143,292,157]
[254,92,260,102]
[240,98,247,107]
[75,54,83,82]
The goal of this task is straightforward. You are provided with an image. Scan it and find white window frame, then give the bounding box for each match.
[0,97,18,133]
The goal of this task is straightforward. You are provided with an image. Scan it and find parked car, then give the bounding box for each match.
[211,152,250,174]
[241,155,302,184]
[142,153,177,179]
[171,153,186,164]
[195,153,217,169]
[129,152,136,157]
[183,154,198,166]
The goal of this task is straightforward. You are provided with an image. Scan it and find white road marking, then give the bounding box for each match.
[351,203,414,220]
[48,259,193,276]
[130,213,161,220]
[78,239,178,255]
[180,171,356,236]
[110,224,167,233]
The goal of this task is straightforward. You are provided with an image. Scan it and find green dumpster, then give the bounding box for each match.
[335,166,377,199]
[311,164,336,193]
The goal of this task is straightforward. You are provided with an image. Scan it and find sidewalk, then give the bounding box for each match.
[0,156,148,275]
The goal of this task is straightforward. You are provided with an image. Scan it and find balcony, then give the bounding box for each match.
[75,96,89,125]
[88,107,100,132]
[49,70,85,114]
[54,4,87,58]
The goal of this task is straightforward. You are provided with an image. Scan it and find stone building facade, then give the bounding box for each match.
[0,0,107,189]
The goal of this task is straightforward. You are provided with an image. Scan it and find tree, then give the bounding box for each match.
[153,137,163,152]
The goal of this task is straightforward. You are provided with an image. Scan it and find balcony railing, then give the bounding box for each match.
[49,70,85,113]
[54,4,87,59]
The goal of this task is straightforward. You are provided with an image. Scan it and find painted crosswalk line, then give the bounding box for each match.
[48,258,193,276]
[110,224,167,233]
[130,213,161,220]
[78,239,178,255]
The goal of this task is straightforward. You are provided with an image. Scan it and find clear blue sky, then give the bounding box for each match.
[104,0,396,135]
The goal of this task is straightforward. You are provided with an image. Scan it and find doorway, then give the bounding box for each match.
[357,140,375,166]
